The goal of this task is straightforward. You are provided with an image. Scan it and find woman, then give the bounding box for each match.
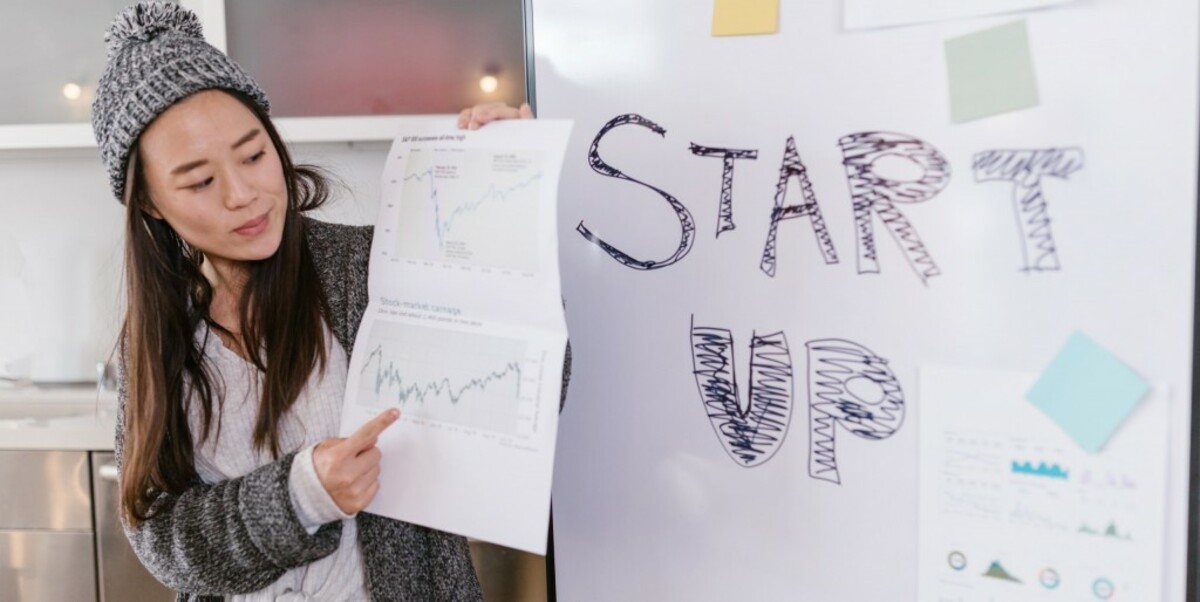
[92,3,534,600]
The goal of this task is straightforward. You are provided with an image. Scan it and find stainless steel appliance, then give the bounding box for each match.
[0,450,96,601]
[0,450,172,601]
[92,452,174,602]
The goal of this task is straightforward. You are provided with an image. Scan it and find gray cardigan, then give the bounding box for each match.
[116,218,490,601]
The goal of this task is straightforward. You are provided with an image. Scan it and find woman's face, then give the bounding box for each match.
[138,89,287,267]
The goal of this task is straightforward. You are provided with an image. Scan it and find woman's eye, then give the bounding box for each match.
[188,177,213,191]
[246,150,266,164]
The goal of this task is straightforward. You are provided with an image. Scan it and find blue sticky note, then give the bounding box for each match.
[1026,332,1149,453]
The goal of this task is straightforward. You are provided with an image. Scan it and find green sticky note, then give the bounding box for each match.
[944,20,1039,123]
[1026,332,1149,453]
[712,0,778,36]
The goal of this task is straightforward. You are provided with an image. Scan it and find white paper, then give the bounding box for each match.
[844,0,1077,30]
[917,366,1167,602]
[339,117,573,554]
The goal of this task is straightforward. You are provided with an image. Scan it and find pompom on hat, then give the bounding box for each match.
[91,1,270,202]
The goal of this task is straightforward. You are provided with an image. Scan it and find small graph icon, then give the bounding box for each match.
[947,551,968,571]
[1011,460,1069,480]
[981,561,1021,583]
[356,321,538,436]
[1079,521,1132,541]
[1039,568,1061,589]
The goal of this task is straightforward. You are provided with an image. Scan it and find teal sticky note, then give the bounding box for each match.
[944,20,1040,123]
[1026,332,1149,453]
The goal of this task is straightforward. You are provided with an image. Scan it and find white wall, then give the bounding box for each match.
[0,140,387,382]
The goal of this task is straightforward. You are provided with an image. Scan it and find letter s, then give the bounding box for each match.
[577,114,696,270]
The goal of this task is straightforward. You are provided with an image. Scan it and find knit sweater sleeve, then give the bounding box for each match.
[114,352,343,595]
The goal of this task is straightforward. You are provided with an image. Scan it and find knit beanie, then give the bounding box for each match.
[91,1,270,203]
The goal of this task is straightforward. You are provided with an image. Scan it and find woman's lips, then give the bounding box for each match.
[235,213,269,236]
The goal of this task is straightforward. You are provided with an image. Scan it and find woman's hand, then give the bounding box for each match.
[457,102,534,130]
[312,408,399,515]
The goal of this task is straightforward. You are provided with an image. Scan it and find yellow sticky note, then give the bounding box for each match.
[712,0,779,36]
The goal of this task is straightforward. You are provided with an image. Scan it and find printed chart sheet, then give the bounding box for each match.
[918,366,1167,602]
[340,118,572,554]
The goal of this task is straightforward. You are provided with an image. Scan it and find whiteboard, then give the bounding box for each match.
[532,0,1198,600]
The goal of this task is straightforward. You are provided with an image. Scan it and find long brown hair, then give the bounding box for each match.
[120,89,332,525]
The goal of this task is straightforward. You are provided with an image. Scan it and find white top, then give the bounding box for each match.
[187,323,369,601]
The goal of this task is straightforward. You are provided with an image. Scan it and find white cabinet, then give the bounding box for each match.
[0,0,528,148]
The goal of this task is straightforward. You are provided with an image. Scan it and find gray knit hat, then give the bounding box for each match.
[92,1,270,203]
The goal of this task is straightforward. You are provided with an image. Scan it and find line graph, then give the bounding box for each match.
[356,321,539,437]
[362,345,522,405]
[404,168,542,249]
[394,147,544,272]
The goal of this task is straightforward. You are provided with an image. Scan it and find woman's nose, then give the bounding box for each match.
[222,169,256,209]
